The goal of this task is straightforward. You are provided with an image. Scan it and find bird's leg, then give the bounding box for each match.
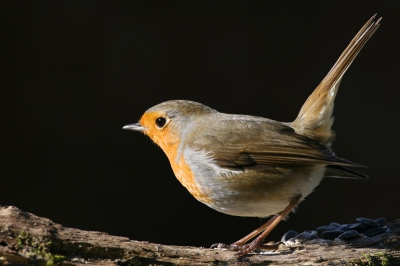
[210,216,277,251]
[231,215,277,247]
[210,195,302,253]
[235,194,302,256]
[210,195,301,254]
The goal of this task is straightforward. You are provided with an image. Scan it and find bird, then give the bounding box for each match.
[123,15,381,256]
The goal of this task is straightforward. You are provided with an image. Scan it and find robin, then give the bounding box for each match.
[123,15,381,256]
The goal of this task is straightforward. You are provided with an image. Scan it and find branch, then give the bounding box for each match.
[0,206,399,265]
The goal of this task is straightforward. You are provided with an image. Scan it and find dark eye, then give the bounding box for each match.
[155,117,166,128]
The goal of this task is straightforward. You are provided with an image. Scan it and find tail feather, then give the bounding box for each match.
[325,165,369,179]
[291,15,381,146]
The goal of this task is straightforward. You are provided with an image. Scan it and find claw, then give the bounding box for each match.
[226,243,244,251]
[210,243,228,249]
[210,242,245,251]
[235,242,281,256]
[212,241,281,256]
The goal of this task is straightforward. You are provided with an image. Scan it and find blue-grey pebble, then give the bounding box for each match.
[281,230,298,242]
[338,230,360,240]
[375,217,386,225]
[329,222,341,228]
[349,223,367,232]
[317,225,338,236]
[321,230,345,240]
[304,230,318,237]
[336,224,349,231]
[296,232,318,241]
[356,217,379,228]
[363,227,388,237]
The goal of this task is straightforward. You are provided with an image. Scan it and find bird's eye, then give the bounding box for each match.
[155,117,167,128]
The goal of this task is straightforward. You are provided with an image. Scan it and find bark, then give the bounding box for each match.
[0,206,399,266]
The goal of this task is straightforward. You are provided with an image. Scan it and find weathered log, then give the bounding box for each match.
[0,206,399,265]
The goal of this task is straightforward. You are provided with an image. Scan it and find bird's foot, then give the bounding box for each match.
[211,241,282,256]
[235,242,281,257]
[210,242,243,251]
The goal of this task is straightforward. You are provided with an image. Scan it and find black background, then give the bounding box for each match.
[2,1,400,247]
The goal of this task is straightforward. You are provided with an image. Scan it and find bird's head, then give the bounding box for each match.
[123,100,215,151]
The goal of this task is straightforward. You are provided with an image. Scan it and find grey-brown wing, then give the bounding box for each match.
[189,119,361,171]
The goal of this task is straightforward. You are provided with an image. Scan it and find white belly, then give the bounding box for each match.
[183,148,326,217]
[206,167,326,217]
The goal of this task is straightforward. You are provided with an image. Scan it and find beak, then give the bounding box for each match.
[122,123,146,132]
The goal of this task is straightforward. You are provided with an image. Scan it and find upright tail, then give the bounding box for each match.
[291,15,381,146]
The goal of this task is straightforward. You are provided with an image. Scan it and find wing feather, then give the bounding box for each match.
[188,117,362,171]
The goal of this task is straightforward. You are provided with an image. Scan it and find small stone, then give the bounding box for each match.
[336,224,349,231]
[375,217,387,225]
[382,226,390,232]
[363,227,388,237]
[338,230,360,240]
[296,232,318,241]
[304,230,318,237]
[284,239,297,246]
[281,230,298,242]
[329,222,341,228]
[356,217,379,228]
[321,230,345,240]
[316,225,337,237]
[349,223,367,232]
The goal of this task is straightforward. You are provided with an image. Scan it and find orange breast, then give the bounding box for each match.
[167,145,212,204]
[164,144,213,205]
[140,111,213,204]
